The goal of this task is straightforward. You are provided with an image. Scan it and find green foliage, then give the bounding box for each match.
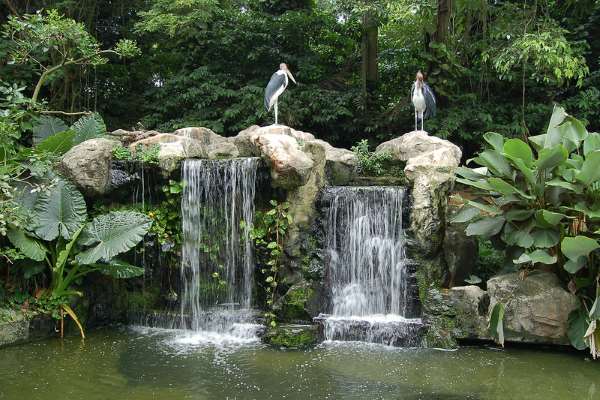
[135,145,160,165]
[488,302,505,347]
[454,106,600,356]
[351,139,392,176]
[249,200,291,327]
[112,145,133,161]
[6,178,151,335]
[147,180,183,259]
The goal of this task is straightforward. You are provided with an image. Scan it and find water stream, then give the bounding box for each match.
[178,158,262,341]
[319,186,423,346]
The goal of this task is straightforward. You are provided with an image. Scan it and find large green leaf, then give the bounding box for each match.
[32,116,68,144]
[576,151,600,185]
[546,178,583,194]
[529,105,568,150]
[536,145,568,170]
[505,209,534,222]
[466,216,505,237]
[76,211,152,265]
[33,179,87,241]
[71,113,107,144]
[583,132,600,156]
[455,166,487,180]
[503,139,533,167]
[94,259,145,279]
[504,153,535,186]
[489,302,505,347]
[34,130,76,155]
[513,249,557,265]
[455,177,494,192]
[561,236,600,261]
[483,132,504,152]
[557,117,588,152]
[531,229,560,248]
[6,228,47,261]
[488,177,533,199]
[535,210,565,226]
[568,308,589,350]
[564,257,586,274]
[451,207,481,223]
[474,150,513,179]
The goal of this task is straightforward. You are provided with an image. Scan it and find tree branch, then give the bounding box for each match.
[40,110,93,116]
[3,0,19,16]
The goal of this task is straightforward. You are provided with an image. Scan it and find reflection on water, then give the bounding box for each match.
[0,327,598,400]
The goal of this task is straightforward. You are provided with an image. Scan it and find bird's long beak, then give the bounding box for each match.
[286,69,297,84]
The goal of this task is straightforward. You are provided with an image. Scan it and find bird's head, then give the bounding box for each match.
[280,63,297,85]
[415,71,424,89]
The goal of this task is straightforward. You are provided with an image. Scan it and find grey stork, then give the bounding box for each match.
[264,63,297,125]
[411,71,436,132]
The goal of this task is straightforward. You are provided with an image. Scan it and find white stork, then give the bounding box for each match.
[264,63,297,125]
[411,71,436,132]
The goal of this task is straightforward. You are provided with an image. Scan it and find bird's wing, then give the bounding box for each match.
[410,82,415,100]
[423,83,436,118]
[264,72,287,111]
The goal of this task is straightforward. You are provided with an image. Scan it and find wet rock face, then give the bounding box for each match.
[59,138,119,196]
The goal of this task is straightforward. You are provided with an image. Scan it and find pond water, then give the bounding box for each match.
[0,327,598,400]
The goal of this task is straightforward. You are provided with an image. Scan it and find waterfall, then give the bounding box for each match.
[179,158,261,337]
[319,186,423,346]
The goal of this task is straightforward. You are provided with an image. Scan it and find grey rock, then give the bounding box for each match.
[59,138,118,196]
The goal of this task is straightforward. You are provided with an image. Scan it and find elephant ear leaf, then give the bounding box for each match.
[93,259,145,279]
[34,179,87,241]
[71,113,107,144]
[6,228,47,261]
[489,303,505,347]
[76,211,152,265]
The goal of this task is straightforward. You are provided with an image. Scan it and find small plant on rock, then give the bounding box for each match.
[351,139,392,176]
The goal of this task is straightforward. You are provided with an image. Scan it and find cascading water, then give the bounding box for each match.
[178,158,262,342]
[318,186,423,346]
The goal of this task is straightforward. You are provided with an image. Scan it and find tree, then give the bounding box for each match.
[3,10,140,104]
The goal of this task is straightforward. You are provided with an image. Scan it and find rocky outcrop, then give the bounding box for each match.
[252,131,315,189]
[487,272,578,344]
[427,271,578,347]
[129,133,207,174]
[59,138,119,196]
[263,323,321,349]
[377,131,461,257]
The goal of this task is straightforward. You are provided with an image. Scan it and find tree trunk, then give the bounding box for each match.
[434,0,453,43]
[361,11,379,97]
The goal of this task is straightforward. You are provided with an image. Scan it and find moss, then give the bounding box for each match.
[127,287,161,312]
[264,324,319,349]
[280,286,314,321]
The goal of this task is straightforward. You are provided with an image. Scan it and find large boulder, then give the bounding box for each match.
[443,213,478,287]
[251,130,315,189]
[207,141,239,160]
[174,127,228,146]
[129,133,207,174]
[311,139,357,185]
[375,130,461,163]
[487,272,579,344]
[447,285,490,339]
[233,125,315,157]
[59,138,118,196]
[378,131,462,257]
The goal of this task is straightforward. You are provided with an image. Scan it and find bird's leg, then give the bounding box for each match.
[274,100,278,125]
[414,110,417,132]
[420,111,424,132]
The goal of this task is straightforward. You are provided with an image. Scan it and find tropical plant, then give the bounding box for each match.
[6,178,151,337]
[248,200,291,327]
[453,106,600,357]
[351,139,392,176]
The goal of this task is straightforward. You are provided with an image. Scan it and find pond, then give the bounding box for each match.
[0,327,598,400]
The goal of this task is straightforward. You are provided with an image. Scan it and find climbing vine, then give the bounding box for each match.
[248,200,291,327]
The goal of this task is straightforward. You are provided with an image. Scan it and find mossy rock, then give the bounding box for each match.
[263,324,320,349]
[276,281,317,322]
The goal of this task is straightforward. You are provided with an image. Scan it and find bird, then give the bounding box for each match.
[264,63,297,125]
[411,71,436,132]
